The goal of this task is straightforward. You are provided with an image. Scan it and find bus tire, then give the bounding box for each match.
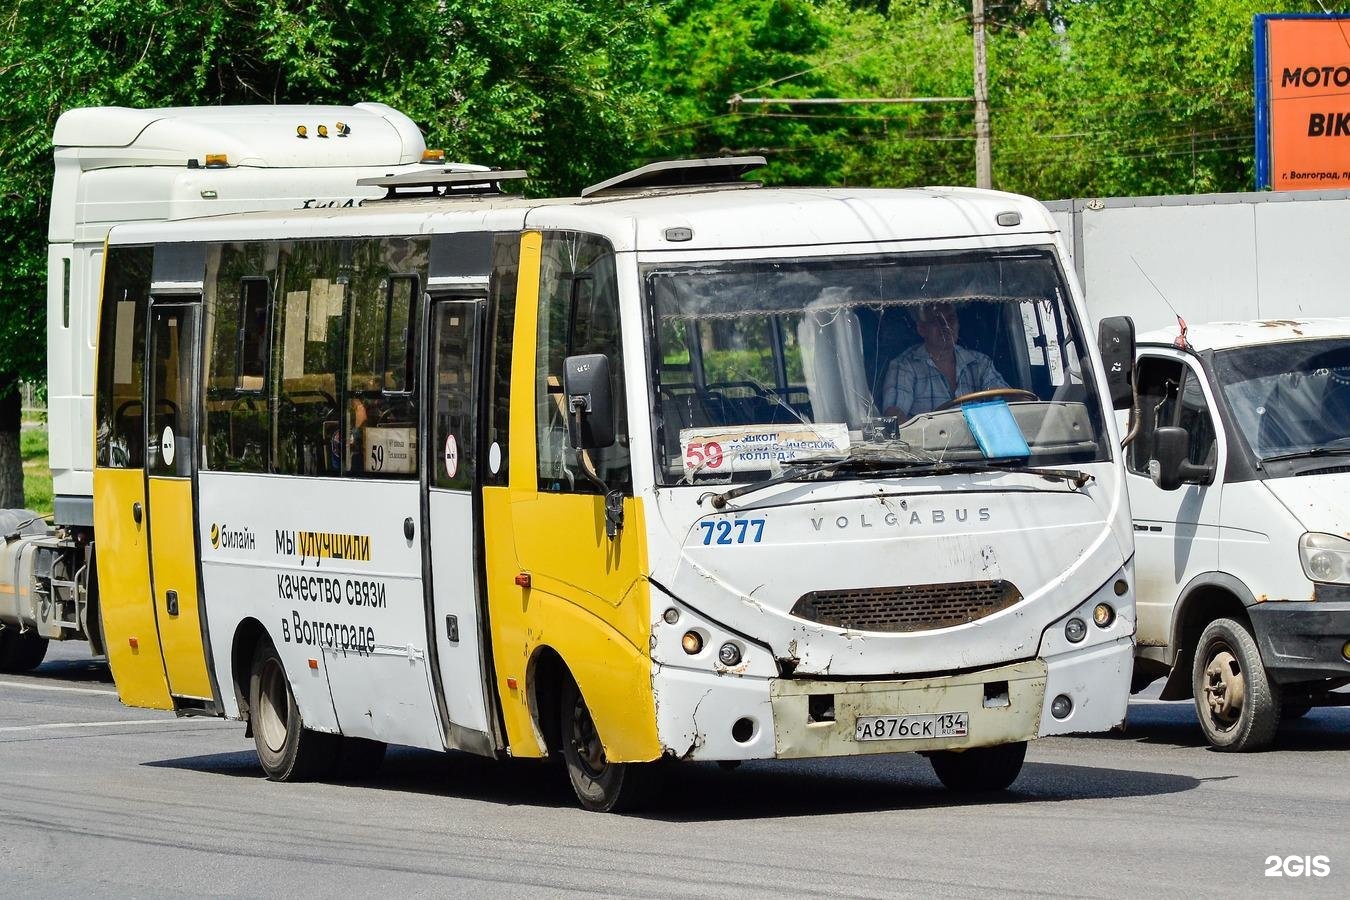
[0,627,49,673]
[248,641,336,781]
[560,676,661,813]
[1192,617,1280,752]
[929,740,1027,792]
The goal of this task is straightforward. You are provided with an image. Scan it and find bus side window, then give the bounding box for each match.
[535,233,630,495]
[483,234,519,487]
[345,239,426,478]
[274,241,345,477]
[203,243,272,473]
[96,246,152,469]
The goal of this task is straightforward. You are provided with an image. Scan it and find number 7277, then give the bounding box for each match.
[697,518,766,545]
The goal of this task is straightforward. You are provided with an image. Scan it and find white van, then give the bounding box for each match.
[1126,318,1350,750]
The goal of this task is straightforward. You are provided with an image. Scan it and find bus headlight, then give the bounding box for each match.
[1299,533,1350,584]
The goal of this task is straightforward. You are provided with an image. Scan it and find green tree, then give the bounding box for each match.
[637,0,845,184]
[0,0,659,507]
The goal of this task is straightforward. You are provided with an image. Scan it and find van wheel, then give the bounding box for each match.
[928,741,1027,792]
[560,676,661,812]
[0,627,49,673]
[1192,618,1280,752]
[248,641,336,781]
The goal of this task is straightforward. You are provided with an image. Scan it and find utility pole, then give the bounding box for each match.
[973,0,992,189]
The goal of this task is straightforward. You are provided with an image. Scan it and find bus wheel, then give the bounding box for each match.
[0,627,49,673]
[560,677,661,813]
[1192,618,1280,752]
[248,641,335,781]
[929,741,1027,792]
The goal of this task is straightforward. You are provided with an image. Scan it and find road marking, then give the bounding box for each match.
[0,719,180,733]
[0,680,117,696]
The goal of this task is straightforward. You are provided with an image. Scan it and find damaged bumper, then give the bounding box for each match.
[655,635,1132,761]
[770,659,1047,758]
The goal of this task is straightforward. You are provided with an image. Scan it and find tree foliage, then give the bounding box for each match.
[0,0,1328,392]
[0,0,661,384]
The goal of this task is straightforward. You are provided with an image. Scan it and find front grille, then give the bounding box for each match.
[790,580,1023,633]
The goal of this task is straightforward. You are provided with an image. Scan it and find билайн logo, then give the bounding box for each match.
[209,523,256,551]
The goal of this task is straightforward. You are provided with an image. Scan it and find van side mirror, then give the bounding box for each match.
[1097,316,1136,411]
[563,354,616,450]
[1150,425,1213,491]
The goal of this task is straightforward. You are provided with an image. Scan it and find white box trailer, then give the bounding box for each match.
[1,103,465,669]
[1046,189,1350,332]
[47,102,443,528]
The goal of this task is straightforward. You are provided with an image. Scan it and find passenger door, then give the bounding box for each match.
[423,294,496,753]
[144,298,214,702]
[93,247,171,709]
[1127,352,1225,648]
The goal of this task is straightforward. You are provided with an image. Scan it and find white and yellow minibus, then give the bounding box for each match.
[92,158,1137,810]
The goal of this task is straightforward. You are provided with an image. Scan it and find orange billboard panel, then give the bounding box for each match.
[1265,16,1350,190]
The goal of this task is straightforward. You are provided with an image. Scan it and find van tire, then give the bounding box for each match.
[248,641,337,781]
[929,740,1027,792]
[1192,618,1280,752]
[560,676,662,812]
[0,627,49,673]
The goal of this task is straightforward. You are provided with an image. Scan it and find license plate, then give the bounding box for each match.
[854,711,969,741]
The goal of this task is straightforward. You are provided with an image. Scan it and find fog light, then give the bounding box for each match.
[1064,617,1087,643]
[1114,579,1128,596]
[681,631,703,655]
[1051,694,1073,719]
[1342,640,1350,662]
[663,607,680,625]
[718,642,742,666]
[1093,603,1115,628]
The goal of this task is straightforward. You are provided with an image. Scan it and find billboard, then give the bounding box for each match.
[1255,13,1350,190]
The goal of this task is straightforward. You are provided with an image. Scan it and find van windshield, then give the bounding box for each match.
[642,248,1109,485]
[1214,339,1350,464]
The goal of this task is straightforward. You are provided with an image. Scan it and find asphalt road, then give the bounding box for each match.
[2,642,1347,898]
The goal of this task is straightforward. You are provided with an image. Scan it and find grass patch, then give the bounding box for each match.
[22,425,52,516]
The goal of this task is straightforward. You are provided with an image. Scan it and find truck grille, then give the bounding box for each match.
[790,580,1022,633]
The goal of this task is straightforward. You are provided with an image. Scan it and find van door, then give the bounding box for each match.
[1128,353,1226,649]
[144,298,215,702]
[423,294,497,754]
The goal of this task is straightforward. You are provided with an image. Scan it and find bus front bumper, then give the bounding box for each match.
[769,637,1131,758]
[652,635,1133,761]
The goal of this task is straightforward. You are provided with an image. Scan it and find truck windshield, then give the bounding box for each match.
[643,247,1109,485]
[1213,339,1350,463]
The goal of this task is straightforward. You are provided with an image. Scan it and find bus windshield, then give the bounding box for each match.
[1213,338,1350,465]
[644,248,1109,484]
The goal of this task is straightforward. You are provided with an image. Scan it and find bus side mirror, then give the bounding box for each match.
[1097,316,1136,411]
[563,354,616,450]
[1150,425,1213,491]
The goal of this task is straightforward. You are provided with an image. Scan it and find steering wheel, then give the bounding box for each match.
[935,388,1038,412]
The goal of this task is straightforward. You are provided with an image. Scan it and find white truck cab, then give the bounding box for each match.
[1126,318,1350,749]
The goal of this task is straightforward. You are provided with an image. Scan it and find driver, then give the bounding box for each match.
[879,302,1008,418]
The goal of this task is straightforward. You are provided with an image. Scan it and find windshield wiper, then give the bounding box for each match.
[910,460,1093,488]
[1260,446,1350,465]
[701,456,1091,509]
[701,455,917,509]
